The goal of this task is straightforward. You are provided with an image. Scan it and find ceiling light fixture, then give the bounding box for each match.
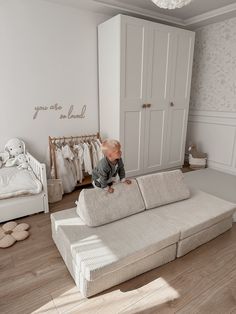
[151,0,193,9]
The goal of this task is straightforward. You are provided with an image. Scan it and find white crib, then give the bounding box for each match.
[0,152,49,223]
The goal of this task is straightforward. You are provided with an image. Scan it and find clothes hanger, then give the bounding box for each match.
[62,137,66,146]
[56,139,62,149]
[69,136,74,147]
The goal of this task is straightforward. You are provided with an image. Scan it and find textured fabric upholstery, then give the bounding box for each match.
[177,217,232,257]
[52,224,176,297]
[151,189,235,239]
[137,170,190,210]
[51,182,236,297]
[51,208,179,281]
[78,245,176,297]
[76,179,145,226]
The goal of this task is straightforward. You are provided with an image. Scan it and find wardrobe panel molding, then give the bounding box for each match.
[98,15,195,176]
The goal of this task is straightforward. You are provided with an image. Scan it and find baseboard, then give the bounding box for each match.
[207,161,236,176]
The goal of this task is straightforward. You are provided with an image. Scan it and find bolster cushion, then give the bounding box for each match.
[76,179,145,226]
[137,170,190,210]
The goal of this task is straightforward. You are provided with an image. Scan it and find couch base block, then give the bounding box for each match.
[52,226,176,297]
[79,244,176,297]
[177,217,232,257]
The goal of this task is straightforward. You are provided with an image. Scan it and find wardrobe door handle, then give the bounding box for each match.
[146,104,151,108]
[170,102,174,107]
[142,104,147,108]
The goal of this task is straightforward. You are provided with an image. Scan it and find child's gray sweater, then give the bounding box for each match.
[92,157,125,188]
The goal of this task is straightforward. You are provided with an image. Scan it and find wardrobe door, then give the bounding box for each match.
[120,16,149,176]
[143,24,173,173]
[166,30,195,168]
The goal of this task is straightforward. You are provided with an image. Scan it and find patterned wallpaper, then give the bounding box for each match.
[190,17,236,112]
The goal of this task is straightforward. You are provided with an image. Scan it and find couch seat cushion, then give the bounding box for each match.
[51,208,179,281]
[150,189,236,239]
[77,179,145,226]
[137,170,190,210]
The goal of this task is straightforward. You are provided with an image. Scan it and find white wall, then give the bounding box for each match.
[0,0,110,163]
[187,17,236,174]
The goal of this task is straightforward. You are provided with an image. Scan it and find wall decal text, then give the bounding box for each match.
[33,103,87,120]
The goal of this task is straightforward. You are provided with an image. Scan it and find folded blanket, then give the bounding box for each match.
[0,166,42,200]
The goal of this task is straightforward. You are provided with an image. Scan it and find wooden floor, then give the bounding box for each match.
[1,178,236,313]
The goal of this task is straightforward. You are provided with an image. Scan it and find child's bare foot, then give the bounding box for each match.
[124,179,132,185]
[108,186,114,193]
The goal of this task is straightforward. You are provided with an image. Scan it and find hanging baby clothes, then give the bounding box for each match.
[73,143,84,183]
[83,142,93,175]
[91,141,99,168]
[49,146,56,180]
[61,144,74,160]
[49,134,102,192]
[95,140,103,161]
[71,146,81,183]
[55,149,75,193]
[61,145,77,187]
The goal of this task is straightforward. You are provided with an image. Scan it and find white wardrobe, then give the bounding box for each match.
[98,15,195,177]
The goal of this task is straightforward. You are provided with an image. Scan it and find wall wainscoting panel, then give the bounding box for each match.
[187,110,236,175]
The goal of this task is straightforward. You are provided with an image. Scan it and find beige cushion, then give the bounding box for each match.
[137,170,190,210]
[76,179,145,227]
[150,189,236,239]
[0,221,30,248]
[177,217,232,257]
[51,208,179,281]
[51,188,235,297]
[53,226,176,297]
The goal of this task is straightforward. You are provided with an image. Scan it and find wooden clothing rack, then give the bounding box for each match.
[49,132,101,187]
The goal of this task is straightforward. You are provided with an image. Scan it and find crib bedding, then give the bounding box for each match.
[0,167,42,200]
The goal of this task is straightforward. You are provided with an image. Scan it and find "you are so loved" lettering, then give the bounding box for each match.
[33,103,87,120]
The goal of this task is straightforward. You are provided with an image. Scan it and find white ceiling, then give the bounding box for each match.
[44,0,236,28]
[117,0,236,19]
[111,0,236,20]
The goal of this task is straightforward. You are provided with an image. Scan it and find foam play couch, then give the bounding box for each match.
[51,170,236,297]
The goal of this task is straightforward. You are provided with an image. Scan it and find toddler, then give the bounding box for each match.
[92,139,131,193]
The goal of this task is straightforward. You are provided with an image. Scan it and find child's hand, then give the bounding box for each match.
[108,186,114,193]
[124,179,132,185]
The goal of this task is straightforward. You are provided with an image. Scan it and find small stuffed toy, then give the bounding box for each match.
[16,153,31,170]
[0,152,9,168]
[4,138,29,169]
[5,138,25,156]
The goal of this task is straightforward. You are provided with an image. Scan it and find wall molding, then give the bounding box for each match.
[185,2,236,28]
[44,0,236,29]
[189,110,236,127]
[187,109,236,175]
[189,109,236,119]
[206,161,236,175]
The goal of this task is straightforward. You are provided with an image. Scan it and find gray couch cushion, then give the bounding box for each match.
[137,170,190,210]
[51,208,180,281]
[76,179,145,227]
[150,189,236,239]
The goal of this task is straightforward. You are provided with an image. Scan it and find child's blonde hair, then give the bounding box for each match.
[101,139,120,154]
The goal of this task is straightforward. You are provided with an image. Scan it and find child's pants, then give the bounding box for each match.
[92,177,116,189]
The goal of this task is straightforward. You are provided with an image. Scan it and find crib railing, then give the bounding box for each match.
[27,152,49,212]
[27,152,43,181]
